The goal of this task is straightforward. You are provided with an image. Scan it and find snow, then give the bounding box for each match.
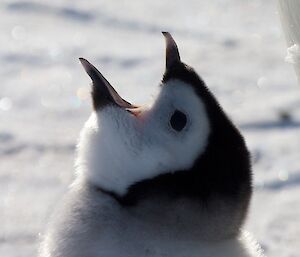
[0,0,299,257]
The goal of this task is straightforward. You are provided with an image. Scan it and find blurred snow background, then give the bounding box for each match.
[0,0,299,256]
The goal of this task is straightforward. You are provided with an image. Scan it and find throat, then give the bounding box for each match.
[92,183,244,241]
[94,184,137,206]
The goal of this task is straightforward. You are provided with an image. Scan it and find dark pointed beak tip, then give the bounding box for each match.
[162,32,181,69]
[79,58,99,80]
[162,31,171,39]
[79,58,136,110]
[79,58,90,70]
[79,57,85,63]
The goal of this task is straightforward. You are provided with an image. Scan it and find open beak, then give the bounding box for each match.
[79,32,179,113]
[79,58,137,110]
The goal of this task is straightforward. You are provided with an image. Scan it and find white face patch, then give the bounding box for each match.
[75,80,211,195]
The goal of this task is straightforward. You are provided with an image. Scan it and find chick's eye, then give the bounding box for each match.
[170,110,187,132]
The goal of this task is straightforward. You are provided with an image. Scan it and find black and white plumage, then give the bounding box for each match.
[39,32,264,257]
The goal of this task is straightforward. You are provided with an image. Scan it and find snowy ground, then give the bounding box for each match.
[0,0,299,256]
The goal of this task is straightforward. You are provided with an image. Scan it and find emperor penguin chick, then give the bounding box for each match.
[39,32,264,257]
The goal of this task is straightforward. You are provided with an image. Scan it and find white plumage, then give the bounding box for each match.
[39,33,264,257]
[39,182,264,257]
[75,81,210,196]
